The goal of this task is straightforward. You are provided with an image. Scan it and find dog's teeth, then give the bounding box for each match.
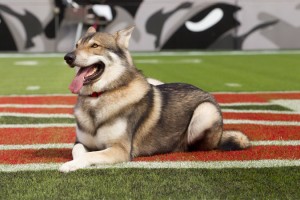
[84,66,97,78]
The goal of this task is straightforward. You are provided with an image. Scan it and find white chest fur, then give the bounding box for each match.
[76,118,127,150]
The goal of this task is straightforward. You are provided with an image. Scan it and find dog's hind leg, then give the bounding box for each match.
[187,102,223,151]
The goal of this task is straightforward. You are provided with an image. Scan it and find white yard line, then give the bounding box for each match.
[224,119,300,126]
[221,109,300,114]
[0,113,74,118]
[1,51,300,59]
[1,160,300,172]
[0,140,298,151]
[0,94,74,97]
[220,102,274,106]
[0,143,73,150]
[133,51,300,57]
[0,91,299,98]
[213,91,300,94]
[1,119,300,128]
[135,58,202,64]
[251,140,300,146]
[0,124,76,128]
[0,104,73,108]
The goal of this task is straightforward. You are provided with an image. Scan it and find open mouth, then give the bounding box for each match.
[82,62,105,85]
[69,61,105,94]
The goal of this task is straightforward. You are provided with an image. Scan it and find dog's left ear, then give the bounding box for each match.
[114,26,135,49]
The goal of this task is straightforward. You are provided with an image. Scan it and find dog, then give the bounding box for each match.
[59,26,250,172]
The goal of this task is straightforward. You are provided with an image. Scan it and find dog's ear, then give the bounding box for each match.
[114,26,135,49]
[84,26,96,36]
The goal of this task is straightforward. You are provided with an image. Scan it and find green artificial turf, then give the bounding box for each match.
[220,104,292,111]
[0,56,72,95]
[0,116,74,124]
[1,51,300,200]
[0,52,300,95]
[1,167,300,200]
[135,53,300,92]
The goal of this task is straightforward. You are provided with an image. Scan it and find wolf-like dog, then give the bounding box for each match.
[59,26,250,172]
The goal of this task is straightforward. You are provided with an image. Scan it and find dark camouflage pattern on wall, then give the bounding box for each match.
[0,0,299,52]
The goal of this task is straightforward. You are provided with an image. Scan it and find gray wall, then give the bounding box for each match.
[0,0,299,52]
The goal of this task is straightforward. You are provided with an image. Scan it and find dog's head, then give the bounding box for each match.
[64,26,135,95]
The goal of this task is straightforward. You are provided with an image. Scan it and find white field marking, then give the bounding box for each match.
[0,104,73,108]
[0,140,298,151]
[14,61,38,66]
[251,140,300,146]
[225,83,242,87]
[1,160,300,172]
[0,50,300,58]
[0,124,76,128]
[221,109,300,114]
[0,113,74,118]
[224,119,300,126]
[220,102,274,106]
[134,58,202,64]
[135,59,159,64]
[133,51,300,57]
[0,143,73,150]
[271,100,300,112]
[0,94,74,97]
[1,50,300,58]
[26,86,40,91]
[212,91,300,94]
[0,53,64,58]
[1,119,300,128]
[1,91,299,98]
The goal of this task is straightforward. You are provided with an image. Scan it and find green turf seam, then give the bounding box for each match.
[221,104,292,111]
[0,116,75,124]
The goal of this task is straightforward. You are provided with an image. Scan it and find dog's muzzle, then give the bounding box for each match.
[64,52,76,67]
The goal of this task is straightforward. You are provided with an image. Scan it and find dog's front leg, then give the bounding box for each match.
[59,144,130,173]
[72,142,89,159]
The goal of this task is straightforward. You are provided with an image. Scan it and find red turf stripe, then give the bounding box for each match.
[1,146,300,164]
[0,149,71,164]
[0,127,75,145]
[223,112,300,121]
[1,109,300,122]
[0,92,299,105]
[0,124,299,145]
[214,92,300,103]
[0,107,73,114]
[134,146,300,162]
[224,124,300,141]
[0,96,76,105]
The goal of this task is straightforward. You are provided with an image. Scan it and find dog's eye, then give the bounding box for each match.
[91,43,99,48]
[75,44,78,48]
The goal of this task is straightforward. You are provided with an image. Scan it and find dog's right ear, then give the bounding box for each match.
[84,26,96,37]
[114,26,135,49]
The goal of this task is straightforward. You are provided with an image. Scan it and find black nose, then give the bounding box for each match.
[64,53,76,65]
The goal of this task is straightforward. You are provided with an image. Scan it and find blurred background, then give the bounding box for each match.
[0,0,299,52]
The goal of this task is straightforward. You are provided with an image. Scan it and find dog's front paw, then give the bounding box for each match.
[59,159,88,173]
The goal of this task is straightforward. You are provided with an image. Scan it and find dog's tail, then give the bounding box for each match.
[218,130,251,151]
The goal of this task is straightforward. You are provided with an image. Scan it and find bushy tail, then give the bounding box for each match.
[218,131,251,151]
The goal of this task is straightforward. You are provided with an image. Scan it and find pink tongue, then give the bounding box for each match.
[69,67,91,94]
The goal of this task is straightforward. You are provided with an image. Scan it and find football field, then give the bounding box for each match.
[1,51,300,199]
